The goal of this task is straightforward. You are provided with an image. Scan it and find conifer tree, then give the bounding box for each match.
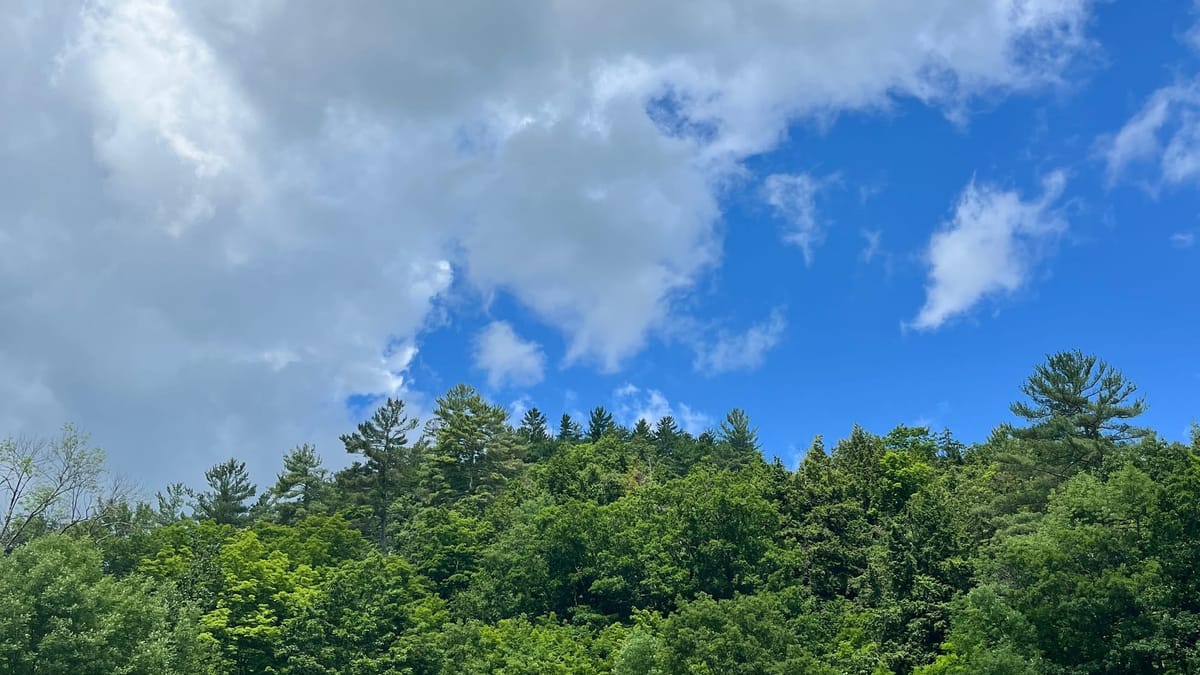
[518,408,550,445]
[194,458,256,526]
[717,408,760,469]
[519,408,553,461]
[557,413,583,445]
[426,384,522,506]
[586,406,615,442]
[270,444,327,525]
[1011,350,1148,446]
[340,397,419,549]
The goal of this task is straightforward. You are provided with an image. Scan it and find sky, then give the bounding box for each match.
[2,0,1198,490]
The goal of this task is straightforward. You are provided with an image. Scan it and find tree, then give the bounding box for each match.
[0,425,114,553]
[518,408,550,445]
[0,534,217,673]
[632,419,653,441]
[154,482,191,524]
[557,413,583,445]
[425,384,523,506]
[269,444,327,525]
[194,458,257,526]
[518,408,553,461]
[586,406,616,442]
[1010,350,1149,474]
[717,408,761,469]
[340,397,419,550]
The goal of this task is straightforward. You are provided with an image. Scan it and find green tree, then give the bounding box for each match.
[717,407,761,469]
[0,534,216,673]
[425,384,523,507]
[0,425,111,553]
[1009,350,1149,475]
[280,552,444,673]
[194,459,257,527]
[519,408,550,444]
[339,397,419,549]
[586,406,616,442]
[519,408,554,461]
[269,444,328,525]
[557,413,583,445]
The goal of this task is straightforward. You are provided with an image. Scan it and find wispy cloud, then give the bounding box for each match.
[762,173,832,265]
[860,229,883,263]
[1101,79,1200,188]
[693,309,787,375]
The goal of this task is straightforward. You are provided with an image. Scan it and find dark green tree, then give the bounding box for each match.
[717,408,761,469]
[518,407,553,462]
[194,458,257,526]
[557,413,583,445]
[425,384,522,506]
[1010,350,1149,474]
[632,419,653,441]
[339,397,419,550]
[518,408,550,444]
[586,406,616,442]
[269,444,328,525]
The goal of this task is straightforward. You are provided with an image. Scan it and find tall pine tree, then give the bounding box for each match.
[717,408,760,470]
[587,406,615,442]
[340,397,419,550]
[425,384,522,506]
[270,444,328,525]
[194,458,256,526]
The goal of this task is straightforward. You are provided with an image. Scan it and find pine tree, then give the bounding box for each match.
[194,458,256,526]
[632,419,653,441]
[425,384,522,506]
[340,397,419,550]
[519,408,553,462]
[1009,350,1149,476]
[587,406,615,442]
[652,415,681,460]
[717,408,760,469]
[271,444,328,525]
[557,413,583,445]
[519,408,550,444]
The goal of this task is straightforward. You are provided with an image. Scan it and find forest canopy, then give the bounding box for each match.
[2,350,1197,674]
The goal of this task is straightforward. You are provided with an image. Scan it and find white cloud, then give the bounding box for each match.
[0,0,1097,485]
[1185,1,1200,51]
[1170,232,1197,248]
[473,321,546,389]
[763,173,830,264]
[910,171,1067,331]
[860,229,884,263]
[693,309,787,375]
[613,384,710,435]
[1102,80,1200,187]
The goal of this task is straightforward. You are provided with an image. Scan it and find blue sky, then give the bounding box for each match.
[414,0,1200,466]
[2,0,1198,487]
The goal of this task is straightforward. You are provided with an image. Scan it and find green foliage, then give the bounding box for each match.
[0,534,216,674]
[194,458,257,527]
[518,408,553,461]
[424,384,524,508]
[269,444,329,525]
[556,413,583,445]
[716,408,761,470]
[0,425,108,552]
[586,406,616,442]
[4,355,1198,673]
[339,397,419,549]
